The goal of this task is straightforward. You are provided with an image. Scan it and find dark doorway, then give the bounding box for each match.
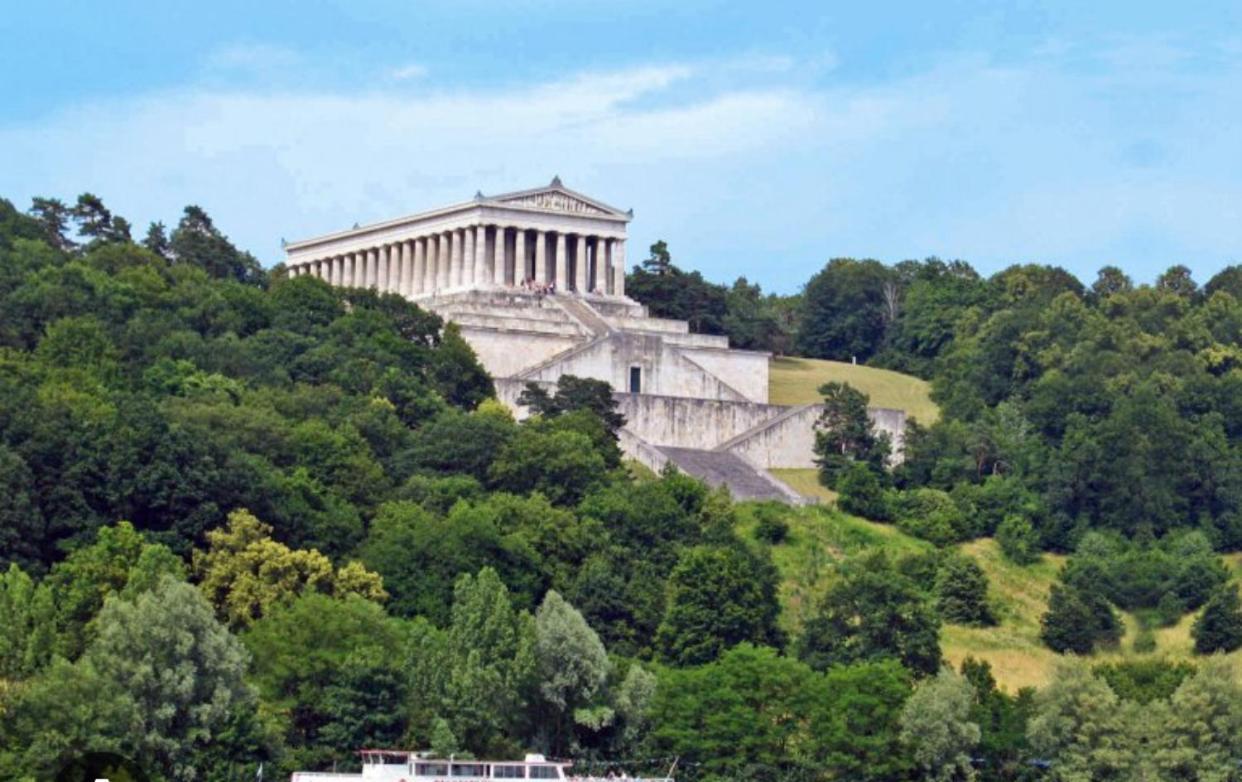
[629,366,642,393]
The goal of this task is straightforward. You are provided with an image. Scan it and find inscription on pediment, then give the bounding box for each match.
[500,191,612,216]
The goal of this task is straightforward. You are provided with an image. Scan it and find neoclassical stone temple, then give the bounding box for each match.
[285,177,629,298]
[286,180,905,502]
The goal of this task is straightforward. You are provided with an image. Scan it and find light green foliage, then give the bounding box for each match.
[1150,657,1242,781]
[996,514,1040,564]
[194,509,386,629]
[0,564,55,678]
[1027,661,1134,782]
[46,521,184,659]
[442,568,537,755]
[86,576,253,780]
[533,590,610,753]
[899,668,980,782]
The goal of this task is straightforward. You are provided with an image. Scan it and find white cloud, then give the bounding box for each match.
[389,62,428,81]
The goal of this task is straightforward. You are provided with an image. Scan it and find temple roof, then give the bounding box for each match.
[286,178,630,253]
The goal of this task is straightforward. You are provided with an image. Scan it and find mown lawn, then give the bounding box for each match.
[769,356,939,424]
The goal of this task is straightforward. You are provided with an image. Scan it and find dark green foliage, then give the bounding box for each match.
[836,461,891,520]
[796,258,894,362]
[798,552,942,676]
[935,554,995,626]
[814,381,890,488]
[751,506,789,544]
[1093,659,1195,703]
[405,408,517,481]
[626,242,791,351]
[518,374,626,435]
[489,427,607,505]
[1192,586,1242,654]
[959,657,1032,779]
[1040,583,1121,654]
[645,644,824,781]
[655,545,783,665]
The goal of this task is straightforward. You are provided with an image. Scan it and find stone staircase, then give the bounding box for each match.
[553,295,615,337]
[657,446,805,504]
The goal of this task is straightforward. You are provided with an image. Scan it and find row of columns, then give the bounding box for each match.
[291,226,626,298]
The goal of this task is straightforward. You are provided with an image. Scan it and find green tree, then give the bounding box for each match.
[1150,657,1242,781]
[1027,661,1134,782]
[899,668,980,782]
[85,576,254,780]
[532,590,610,754]
[837,461,891,520]
[194,509,386,629]
[1192,585,1242,654]
[489,427,606,505]
[1040,583,1121,654]
[814,381,889,488]
[935,555,994,626]
[655,545,783,665]
[798,552,942,676]
[0,563,55,678]
[996,514,1040,565]
[646,644,818,780]
[169,204,264,284]
[796,257,894,362]
[244,593,404,770]
[440,568,537,755]
[808,660,913,781]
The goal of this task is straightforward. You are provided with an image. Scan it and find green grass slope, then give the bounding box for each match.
[746,512,1242,692]
[769,356,939,424]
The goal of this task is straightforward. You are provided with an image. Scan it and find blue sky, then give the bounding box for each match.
[2,1,1240,292]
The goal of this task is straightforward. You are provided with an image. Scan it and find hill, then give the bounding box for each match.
[768,356,939,424]
[748,510,1242,691]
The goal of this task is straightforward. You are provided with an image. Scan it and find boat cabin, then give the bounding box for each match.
[293,752,571,782]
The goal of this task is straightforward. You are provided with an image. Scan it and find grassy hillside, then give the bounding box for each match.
[748,512,1242,692]
[769,356,939,424]
[735,504,931,633]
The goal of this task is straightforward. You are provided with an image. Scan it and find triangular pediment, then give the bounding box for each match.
[489,180,630,219]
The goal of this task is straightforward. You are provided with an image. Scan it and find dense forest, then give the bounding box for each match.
[3,194,1242,781]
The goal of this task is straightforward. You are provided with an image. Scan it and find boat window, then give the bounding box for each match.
[493,766,525,779]
[453,763,487,777]
[530,766,560,779]
[417,763,450,776]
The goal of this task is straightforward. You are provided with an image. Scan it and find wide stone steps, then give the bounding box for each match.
[657,447,804,503]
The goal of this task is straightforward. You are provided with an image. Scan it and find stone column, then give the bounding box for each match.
[493,227,507,286]
[575,235,588,292]
[463,227,475,287]
[597,238,610,294]
[474,225,487,285]
[378,246,390,291]
[555,233,567,291]
[514,229,527,285]
[534,231,547,283]
[332,256,343,286]
[398,241,410,296]
[613,239,626,297]
[413,238,425,295]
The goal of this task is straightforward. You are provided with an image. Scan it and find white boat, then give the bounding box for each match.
[291,751,674,782]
